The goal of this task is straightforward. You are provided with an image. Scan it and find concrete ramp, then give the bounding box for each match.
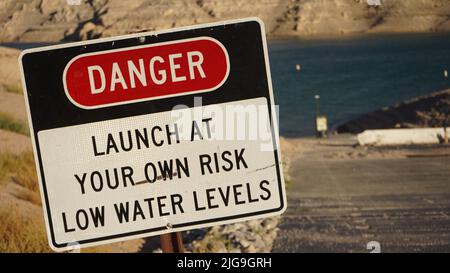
[357,128,447,146]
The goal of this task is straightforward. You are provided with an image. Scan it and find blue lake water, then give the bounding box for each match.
[269,33,450,136]
[4,32,450,136]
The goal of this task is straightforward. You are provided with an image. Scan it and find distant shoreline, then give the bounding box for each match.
[335,89,450,135]
[279,89,450,139]
[2,30,450,48]
[268,30,450,42]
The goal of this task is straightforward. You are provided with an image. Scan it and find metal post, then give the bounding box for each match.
[314,94,320,117]
[160,232,184,253]
[444,124,448,144]
[445,127,448,144]
[314,95,321,137]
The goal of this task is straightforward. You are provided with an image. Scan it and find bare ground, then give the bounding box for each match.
[0,47,27,123]
[0,90,28,123]
[0,129,31,154]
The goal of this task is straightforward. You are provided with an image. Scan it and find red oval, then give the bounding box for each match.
[63,37,229,109]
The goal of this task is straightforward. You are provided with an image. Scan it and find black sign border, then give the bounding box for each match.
[19,17,286,251]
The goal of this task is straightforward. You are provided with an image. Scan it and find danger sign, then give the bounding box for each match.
[64,37,229,109]
[19,18,286,251]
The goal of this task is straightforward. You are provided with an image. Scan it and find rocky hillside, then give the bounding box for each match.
[1,0,450,43]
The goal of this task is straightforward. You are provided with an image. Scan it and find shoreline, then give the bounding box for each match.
[336,89,450,134]
[279,88,450,142]
[268,30,450,42]
[2,30,450,49]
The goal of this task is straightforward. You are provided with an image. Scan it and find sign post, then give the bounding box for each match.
[314,95,327,137]
[19,17,286,252]
[160,233,184,253]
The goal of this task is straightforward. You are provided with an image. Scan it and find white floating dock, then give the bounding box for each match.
[357,128,447,146]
